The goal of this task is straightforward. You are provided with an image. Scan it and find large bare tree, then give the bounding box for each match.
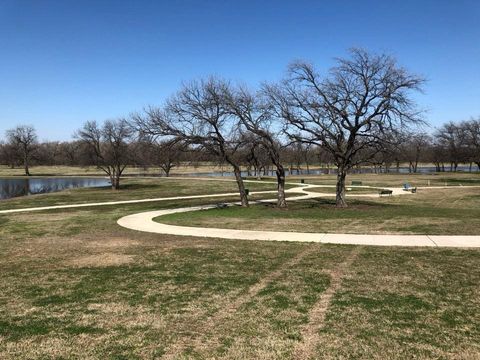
[134,78,250,206]
[266,49,425,207]
[6,125,38,176]
[77,119,133,189]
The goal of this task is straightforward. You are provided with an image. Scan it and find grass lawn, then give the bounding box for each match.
[0,177,281,211]
[0,177,479,358]
[305,186,384,194]
[287,172,480,188]
[160,187,480,235]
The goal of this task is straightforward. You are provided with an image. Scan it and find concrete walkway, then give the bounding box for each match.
[2,178,479,247]
[0,181,392,214]
[117,185,480,248]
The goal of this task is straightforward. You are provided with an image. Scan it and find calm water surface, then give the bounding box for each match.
[0,177,110,200]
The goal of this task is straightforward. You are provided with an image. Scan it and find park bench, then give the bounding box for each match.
[351,180,362,186]
[403,183,417,193]
[379,189,393,196]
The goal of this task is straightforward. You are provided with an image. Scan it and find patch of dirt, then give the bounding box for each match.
[86,237,140,248]
[67,253,134,267]
[14,212,81,222]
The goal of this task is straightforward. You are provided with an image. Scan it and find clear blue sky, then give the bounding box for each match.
[0,0,479,141]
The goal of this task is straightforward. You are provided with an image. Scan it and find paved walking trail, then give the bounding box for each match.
[116,183,480,248]
[1,178,478,247]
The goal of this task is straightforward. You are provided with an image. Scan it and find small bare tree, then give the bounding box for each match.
[266,49,425,207]
[77,119,132,189]
[140,139,183,177]
[462,118,480,170]
[434,122,468,172]
[402,132,431,173]
[6,125,38,176]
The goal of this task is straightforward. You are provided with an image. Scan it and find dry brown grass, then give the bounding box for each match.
[292,247,361,359]
[160,187,480,235]
[67,253,135,267]
[1,179,479,359]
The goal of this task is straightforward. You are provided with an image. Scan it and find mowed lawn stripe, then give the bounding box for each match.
[162,244,318,359]
[293,246,361,359]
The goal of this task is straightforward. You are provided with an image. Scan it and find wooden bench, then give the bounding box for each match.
[351,180,362,186]
[379,189,393,196]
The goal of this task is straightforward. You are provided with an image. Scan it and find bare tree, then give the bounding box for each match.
[226,87,288,207]
[141,139,183,177]
[402,132,431,173]
[242,134,270,178]
[434,122,467,172]
[463,118,480,170]
[6,125,38,176]
[134,78,250,206]
[0,140,19,168]
[76,119,133,189]
[266,49,425,207]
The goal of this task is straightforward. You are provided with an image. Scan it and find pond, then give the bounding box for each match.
[0,177,111,200]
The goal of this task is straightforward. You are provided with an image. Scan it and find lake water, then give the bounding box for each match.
[0,177,111,200]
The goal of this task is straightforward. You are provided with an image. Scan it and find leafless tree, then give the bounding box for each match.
[76,119,133,189]
[226,87,288,207]
[0,141,19,168]
[265,49,425,207]
[463,118,480,170]
[243,135,271,178]
[141,139,184,177]
[434,122,468,171]
[134,78,250,206]
[6,125,38,176]
[402,132,431,173]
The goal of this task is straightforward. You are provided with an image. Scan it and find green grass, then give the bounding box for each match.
[288,171,480,188]
[0,177,479,358]
[160,187,480,235]
[0,177,282,210]
[316,247,480,359]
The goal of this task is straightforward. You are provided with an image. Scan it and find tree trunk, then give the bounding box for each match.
[276,165,287,208]
[335,166,348,208]
[24,155,30,176]
[233,165,248,207]
[110,172,120,190]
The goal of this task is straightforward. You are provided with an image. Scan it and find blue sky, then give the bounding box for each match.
[0,0,479,140]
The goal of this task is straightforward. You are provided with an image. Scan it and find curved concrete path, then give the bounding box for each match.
[2,177,479,247]
[0,180,397,215]
[117,185,480,248]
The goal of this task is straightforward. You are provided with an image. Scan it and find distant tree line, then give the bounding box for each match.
[1,49,479,207]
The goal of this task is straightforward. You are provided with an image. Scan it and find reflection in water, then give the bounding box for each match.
[0,178,110,200]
